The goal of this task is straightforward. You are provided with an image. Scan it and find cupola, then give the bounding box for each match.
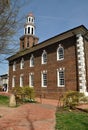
[20,13,39,50]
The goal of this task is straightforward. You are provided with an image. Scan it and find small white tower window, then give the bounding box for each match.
[28,27,30,34]
[32,27,34,35]
[29,18,31,22]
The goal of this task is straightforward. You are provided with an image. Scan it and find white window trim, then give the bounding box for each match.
[41,50,47,64]
[57,45,64,61]
[30,54,34,67]
[41,70,47,87]
[20,58,24,69]
[13,61,16,71]
[12,76,16,87]
[20,74,24,87]
[57,68,65,87]
[29,73,34,87]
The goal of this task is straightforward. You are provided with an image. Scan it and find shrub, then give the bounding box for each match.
[79,95,88,103]
[22,86,35,100]
[11,86,23,104]
[11,86,35,104]
[12,86,23,95]
[63,91,84,109]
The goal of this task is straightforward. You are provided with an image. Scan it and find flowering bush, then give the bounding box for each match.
[11,86,35,104]
[63,91,84,109]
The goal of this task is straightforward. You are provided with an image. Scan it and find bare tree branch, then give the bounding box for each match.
[0,0,30,63]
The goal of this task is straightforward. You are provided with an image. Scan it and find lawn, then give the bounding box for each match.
[0,95,9,106]
[55,109,88,130]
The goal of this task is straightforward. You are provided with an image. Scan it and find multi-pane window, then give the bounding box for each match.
[20,58,24,69]
[57,45,64,60]
[41,71,47,87]
[57,69,65,87]
[20,74,23,87]
[12,76,15,87]
[30,55,34,67]
[29,73,34,87]
[41,50,47,64]
[13,61,16,71]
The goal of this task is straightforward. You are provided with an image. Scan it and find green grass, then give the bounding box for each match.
[0,95,9,106]
[55,110,88,130]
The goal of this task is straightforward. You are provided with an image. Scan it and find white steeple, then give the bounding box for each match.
[24,13,35,35]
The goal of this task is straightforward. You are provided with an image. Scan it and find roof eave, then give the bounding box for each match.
[7,25,88,61]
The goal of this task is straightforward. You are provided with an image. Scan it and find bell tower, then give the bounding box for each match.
[20,13,39,50]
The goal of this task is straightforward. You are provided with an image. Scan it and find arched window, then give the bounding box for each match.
[30,55,34,67]
[57,45,64,61]
[41,50,47,64]
[29,18,31,22]
[20,58,24,69]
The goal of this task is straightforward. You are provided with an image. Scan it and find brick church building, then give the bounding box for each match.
[7,13,88,99]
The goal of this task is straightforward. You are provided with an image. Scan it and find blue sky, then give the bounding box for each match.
[0,0,88,75]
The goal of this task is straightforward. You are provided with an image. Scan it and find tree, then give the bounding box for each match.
[0,0,30,63]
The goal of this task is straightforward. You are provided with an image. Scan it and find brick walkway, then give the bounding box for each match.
[0,103,56,130]
[0,92,88,130]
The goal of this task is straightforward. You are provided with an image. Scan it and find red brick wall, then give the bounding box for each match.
[9,36,78,99]
[20,35,39,50]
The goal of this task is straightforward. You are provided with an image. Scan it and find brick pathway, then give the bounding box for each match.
[0,103,56,130]
[0,92,88,130]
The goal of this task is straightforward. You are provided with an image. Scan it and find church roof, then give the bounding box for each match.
[7,25,88,61]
